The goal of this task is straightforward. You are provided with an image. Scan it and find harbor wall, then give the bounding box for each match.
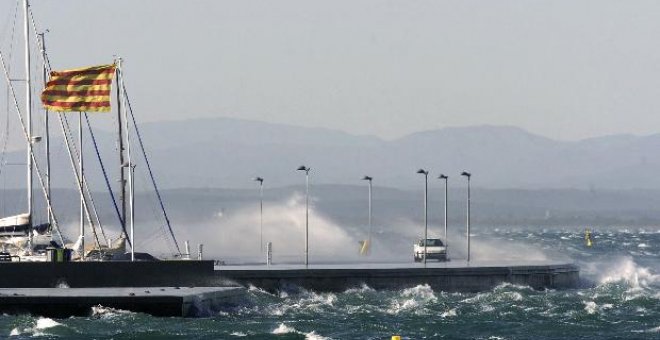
[0,261,580,293]
[214,264,580,292]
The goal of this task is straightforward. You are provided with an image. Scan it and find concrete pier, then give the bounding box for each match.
[0,287,245,317]
[214,261,579,292]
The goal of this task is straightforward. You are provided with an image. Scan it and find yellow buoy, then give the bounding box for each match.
[392,336,401,340]
[585,229,593,247]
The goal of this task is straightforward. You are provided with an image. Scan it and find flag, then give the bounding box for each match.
[41,64,115,112]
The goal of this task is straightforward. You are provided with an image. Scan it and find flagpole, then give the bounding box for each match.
[79,112,85,260]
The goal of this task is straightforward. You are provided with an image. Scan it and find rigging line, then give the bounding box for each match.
[134,168,176,253]
[84,112,130,247]
[70,115,109,246]
[58,113,102,250]
[81,161,108,246]
[0,0,19,178]
[0,0,18,49]
[0,48,63,245]
[122,82,181,255]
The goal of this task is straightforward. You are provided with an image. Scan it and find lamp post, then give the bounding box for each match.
[439,174,448,259]
[362,175,373,255]
[254,177,264,255]
[461,171,471,263]
[417,169,429,265]
[297,165,311,267]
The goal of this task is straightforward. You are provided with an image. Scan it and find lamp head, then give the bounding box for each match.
[416,169,428,175]
[297,165,309,172]
[439,174,448,179]
[254,177,263,183]
[362,176,372,181]
[461,171,471,178]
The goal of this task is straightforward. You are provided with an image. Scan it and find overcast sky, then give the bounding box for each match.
[2,0,660,141]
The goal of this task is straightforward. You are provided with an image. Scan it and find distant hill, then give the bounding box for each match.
[2,117,660,190]
[134,118,660,190]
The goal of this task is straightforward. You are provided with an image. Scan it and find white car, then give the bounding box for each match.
[413,238,447,262]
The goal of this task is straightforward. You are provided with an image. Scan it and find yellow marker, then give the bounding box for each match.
[392,336,401,340]
[359,239,370,255]
[585,229,593,247]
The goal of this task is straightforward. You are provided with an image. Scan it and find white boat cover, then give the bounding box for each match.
[0,213,30,228]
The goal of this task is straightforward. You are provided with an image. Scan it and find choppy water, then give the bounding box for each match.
[1,227,658,339]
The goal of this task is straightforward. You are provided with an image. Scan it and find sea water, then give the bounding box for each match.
[0,228,658,339]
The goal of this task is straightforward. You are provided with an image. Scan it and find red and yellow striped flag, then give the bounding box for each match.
[41,64,115,112]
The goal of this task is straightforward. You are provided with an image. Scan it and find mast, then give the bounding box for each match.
[39,32,51,227]
[115,58,126,239]
[23,0,33,228]
[116,59,134,261]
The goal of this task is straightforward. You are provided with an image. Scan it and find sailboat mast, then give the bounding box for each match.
[115,59,126,236]
[39,32,51,227]
[23,0,33,227]
[116,60,135,261]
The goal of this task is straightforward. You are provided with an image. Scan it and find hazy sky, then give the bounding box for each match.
[3,0,660,140]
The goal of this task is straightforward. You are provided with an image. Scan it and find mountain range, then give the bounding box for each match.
[2,117,659,190]
[136,118,660,190]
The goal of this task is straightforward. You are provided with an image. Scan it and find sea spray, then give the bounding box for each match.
[176,193,359,263]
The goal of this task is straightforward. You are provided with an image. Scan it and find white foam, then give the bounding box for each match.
[35,318,61,330]
[584,301,598,314]
[247,284,275,296]
[56,281,70,288]
[9,317,63,337]
[481,304,495,312]
[272,323,299,335]
[441,308,457,318]
[344,283,374,294]
[386,284,439,314]
[91,305,135,318]
[306,331,331,340]
[230,331,247,337]
[632,325,660,334]
[648,326,660,333]
[583,301,612,315]
[598,257,660,289]
[401,284,437,302]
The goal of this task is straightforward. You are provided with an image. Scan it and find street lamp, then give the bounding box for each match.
[253,177,264,255]
[297,165,311,267]
[417,169,429,265]
[362,175,373,256]
[438,174,448,259]
[461,171,471,263]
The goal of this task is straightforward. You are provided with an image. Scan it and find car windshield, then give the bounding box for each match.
[420,239,443,247]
